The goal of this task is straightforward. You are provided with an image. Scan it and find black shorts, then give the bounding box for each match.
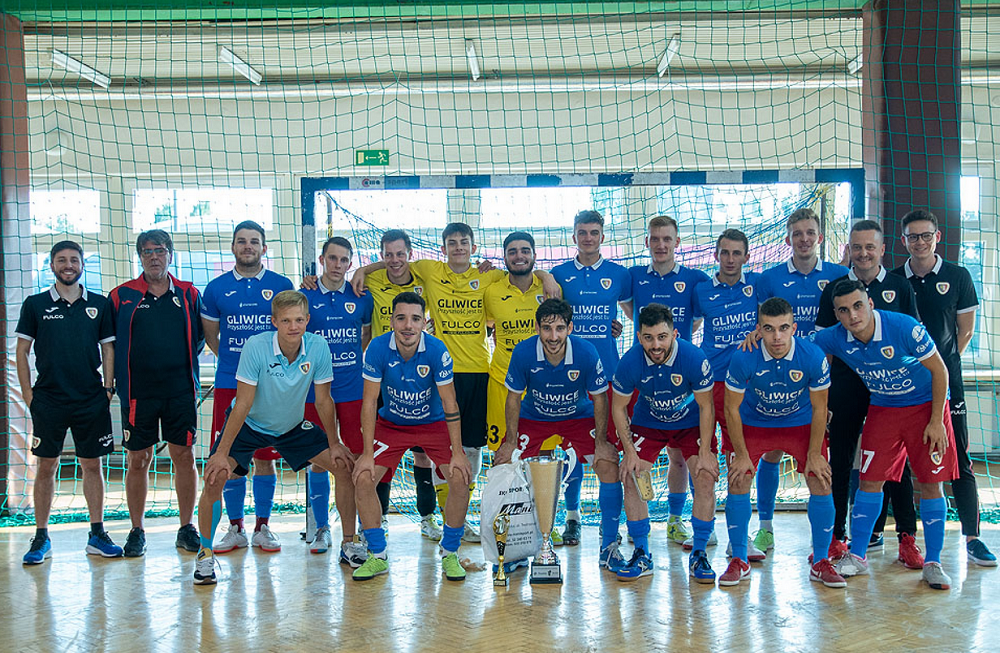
[121,394,197,451]
[211,418,329,475]
[29,393,114,459]
[453,372,489,448]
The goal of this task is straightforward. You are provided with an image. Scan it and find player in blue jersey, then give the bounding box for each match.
[201,220,294,553]
[494,299,635,575]
[722,298,844,588]
[612,304,719,583]
[551,210,631,545]
[813,279,958,590]
[749,208,848,556]
[302,237,373,561]
[351,292,472,582]
[621,215,710,545]
[193,291,354,585]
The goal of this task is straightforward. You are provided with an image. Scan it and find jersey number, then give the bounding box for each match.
[632,436,645,453]
[859,449,875,474]
[488,425,501,446]
[373,439,389,459]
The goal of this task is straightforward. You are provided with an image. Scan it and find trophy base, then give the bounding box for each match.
[493,577,510,587]
[529,562,563,584]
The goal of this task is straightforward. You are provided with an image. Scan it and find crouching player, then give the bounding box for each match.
[352,292,472,581]
[193,291,355,585]
[722,298,843,588]
[613,303,719,583]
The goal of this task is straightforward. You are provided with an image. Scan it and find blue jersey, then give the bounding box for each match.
[235,331,334,437]
[628,264,710,342]
[612,340,714,430]
[202,268,294,389]
[694,272,760,381]
[505,335,607,422]
[303,280,373,403]
[362,332,454,425]
[812,310,939,408]
[757,259,849,336]
[724,337,830,427]
[551,257,631,376]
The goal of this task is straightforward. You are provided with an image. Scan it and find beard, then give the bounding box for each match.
[55,270,83,286]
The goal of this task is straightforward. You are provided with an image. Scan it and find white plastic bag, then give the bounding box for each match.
[480,451,541,565]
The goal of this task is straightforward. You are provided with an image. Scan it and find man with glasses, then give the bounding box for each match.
[109,230,205,556]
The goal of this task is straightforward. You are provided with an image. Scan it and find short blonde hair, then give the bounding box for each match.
[648,215,678,233]
[271,289,309,317]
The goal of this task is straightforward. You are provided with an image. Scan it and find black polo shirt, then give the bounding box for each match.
[816,267,919,381]
[15,286,115,404]
[892,255,977,368]
[129,284,193,399]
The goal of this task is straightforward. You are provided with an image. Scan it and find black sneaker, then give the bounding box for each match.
[175,524,201,553]
[562,519,582,546]
[124,527,146,558]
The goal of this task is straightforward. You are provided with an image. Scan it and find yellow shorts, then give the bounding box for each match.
[486,376,562,452]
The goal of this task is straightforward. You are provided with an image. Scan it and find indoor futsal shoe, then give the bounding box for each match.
[85,530,124,558]
[921,562,951,590]
[835,553,870,578]
[689,550,716,584]
[462,522,481,544]
[310,525,332,554]
[124,527,147,558]
[193,548,217,585]
[420,515,443,541]
[809,559,847,588]
[339,535,367,568]
[353,553,389,581]
[718,558,751,587]
[897,533,924,570]
[753,528,775,552]
[175,524,201,553]
[441,552,467,581]
[251,524,281,552]
[23,537,52,566]
[550,529,564,546]
[682,530,718,551]
[214,524,248,554]
[599,542,628,573]
[726,538,766,562]
[616,549,654,582]
[666,517,692,544]
[561,519,581,546]
[966,539,997,567]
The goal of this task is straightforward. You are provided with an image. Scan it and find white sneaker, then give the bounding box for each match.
[682,530,718,551]
[251,524,281,552]
[462,522,481,543]
[420,515,443,541]
[339,536,368,568]
[835,553,870,578]
[193,548,217,585]
[213,524,248,554]
[310,525,332,554]
[726,538,767,562]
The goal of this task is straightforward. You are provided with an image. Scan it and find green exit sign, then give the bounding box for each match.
[356,149,389,166]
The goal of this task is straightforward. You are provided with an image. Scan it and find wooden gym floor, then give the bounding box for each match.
[1,513,996,652]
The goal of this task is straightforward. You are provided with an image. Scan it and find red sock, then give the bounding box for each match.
[230,518,245,530]
[255,517,269,532]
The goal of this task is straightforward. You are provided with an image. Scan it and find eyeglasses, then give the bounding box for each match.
[140,247,170,257]
[904,232,936,244]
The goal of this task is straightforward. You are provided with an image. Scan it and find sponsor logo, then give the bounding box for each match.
[880,346,894,359]
[912,324,927,341]
[568,370,580,381]
[846,347,860,354]
[469,279,480,290]
[299,362,311,374]
[45,307,59,313]
[818,280,829,290]
[442,351,452,366]
[709,293,721,301]
[930,450,943,465]
[302,420,314,430]
[262,289,274,301]
[638,280,650,286]
[936,282,950,295]
[671,373,683,386]
[600,278,612,290]
[172,296,181,308]
[85,307,98,319]
[388,361,400,368]
[782,281,795,288]
[881,290,896,303]
[789,370,804,382]
[674,281,686,293]
[269,362,282,369]
[98,433,113,447]
[930,465,945,475]
[701,360,711,376]
[225,290,238,297]
[345,302,356,314]
[743,285,754,297]
[530,367,544,374]
[417,364,430,378]
[313,304,324,309]
[755,370,769,376]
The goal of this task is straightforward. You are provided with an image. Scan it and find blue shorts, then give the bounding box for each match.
[211,418,329,475]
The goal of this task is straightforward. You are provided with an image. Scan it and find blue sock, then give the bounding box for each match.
[691,516,715,552]
[808,494,836,563]
[223,477,247,522]
[441,524,463,553]
[921,497,947,564]
[201,500,222,550]
[309,470,331,529]
[253,474,277,521]
[564,463,584,512]
[627,519,651,554]
[849,490,883,559]
[599,482,624,549]
[668,492,687,519]
[363,527,387,555]
[726,492,752,562]
[756,459,780,523]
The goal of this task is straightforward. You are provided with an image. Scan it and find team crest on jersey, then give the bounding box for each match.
[671,373,683,386]
[674,281,686,293]
[85,307,98,319]
[789,370,804,383]
[302,420,314,430]
[930,449,943,465]
[568,370,580,382]
[414,286,424,296]
[469,279,480,290]
[172,296,182,308]
[262,289,274,301]
[32,436,41,450]
[818,280,829,291]
[600,278,612,290]
[122,430,130,443]
[417,364,430,378]
[743,285,754,298]
[881,290,896,303]
[936,282,950,295]
[535,294,544,305]
[345,302,356,314]
[880,346,894,359]
[299,362,311,375]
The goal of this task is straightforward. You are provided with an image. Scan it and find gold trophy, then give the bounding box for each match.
[525,455,566,584]
[493,513,511,587]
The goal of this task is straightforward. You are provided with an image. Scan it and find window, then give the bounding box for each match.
[33,252,103,294]
[318,189,447,234]
[960,176,983,360]
[30,189,100,234]
[133,188,273,233]
[480,187,592,229]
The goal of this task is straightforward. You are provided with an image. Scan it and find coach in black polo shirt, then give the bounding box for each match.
[15,240,123,565]
[816,219,923,568]
[893,209,996,567]
[109,230,205,557]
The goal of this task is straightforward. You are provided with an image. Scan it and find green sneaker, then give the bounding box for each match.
[352,553,388,581]
[753,528,774,552]
[550,529,564,546]
[442,552,466,581]
[666,517,692,544]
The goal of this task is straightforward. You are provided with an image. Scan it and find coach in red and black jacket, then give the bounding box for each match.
[107,229,206,556]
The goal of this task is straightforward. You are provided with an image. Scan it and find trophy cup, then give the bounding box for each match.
[525,455,567,584]
[493,513,511,587]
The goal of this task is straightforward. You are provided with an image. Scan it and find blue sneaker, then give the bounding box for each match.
[967,539,997,567]
[23,537,52,565]
[868,532,884,550]
[689,549,716,584]
[492,558,530,575]
[85,531,124,558]
[617,548,653,582]
[598,542,628,573]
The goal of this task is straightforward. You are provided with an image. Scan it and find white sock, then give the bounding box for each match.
[567,510,581,521]
[760,519,773,532]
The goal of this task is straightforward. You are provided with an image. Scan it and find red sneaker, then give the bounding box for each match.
[829,537,849,561]
[810,558,847,588]
[718,557,751,587]
[898,533,925,570]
